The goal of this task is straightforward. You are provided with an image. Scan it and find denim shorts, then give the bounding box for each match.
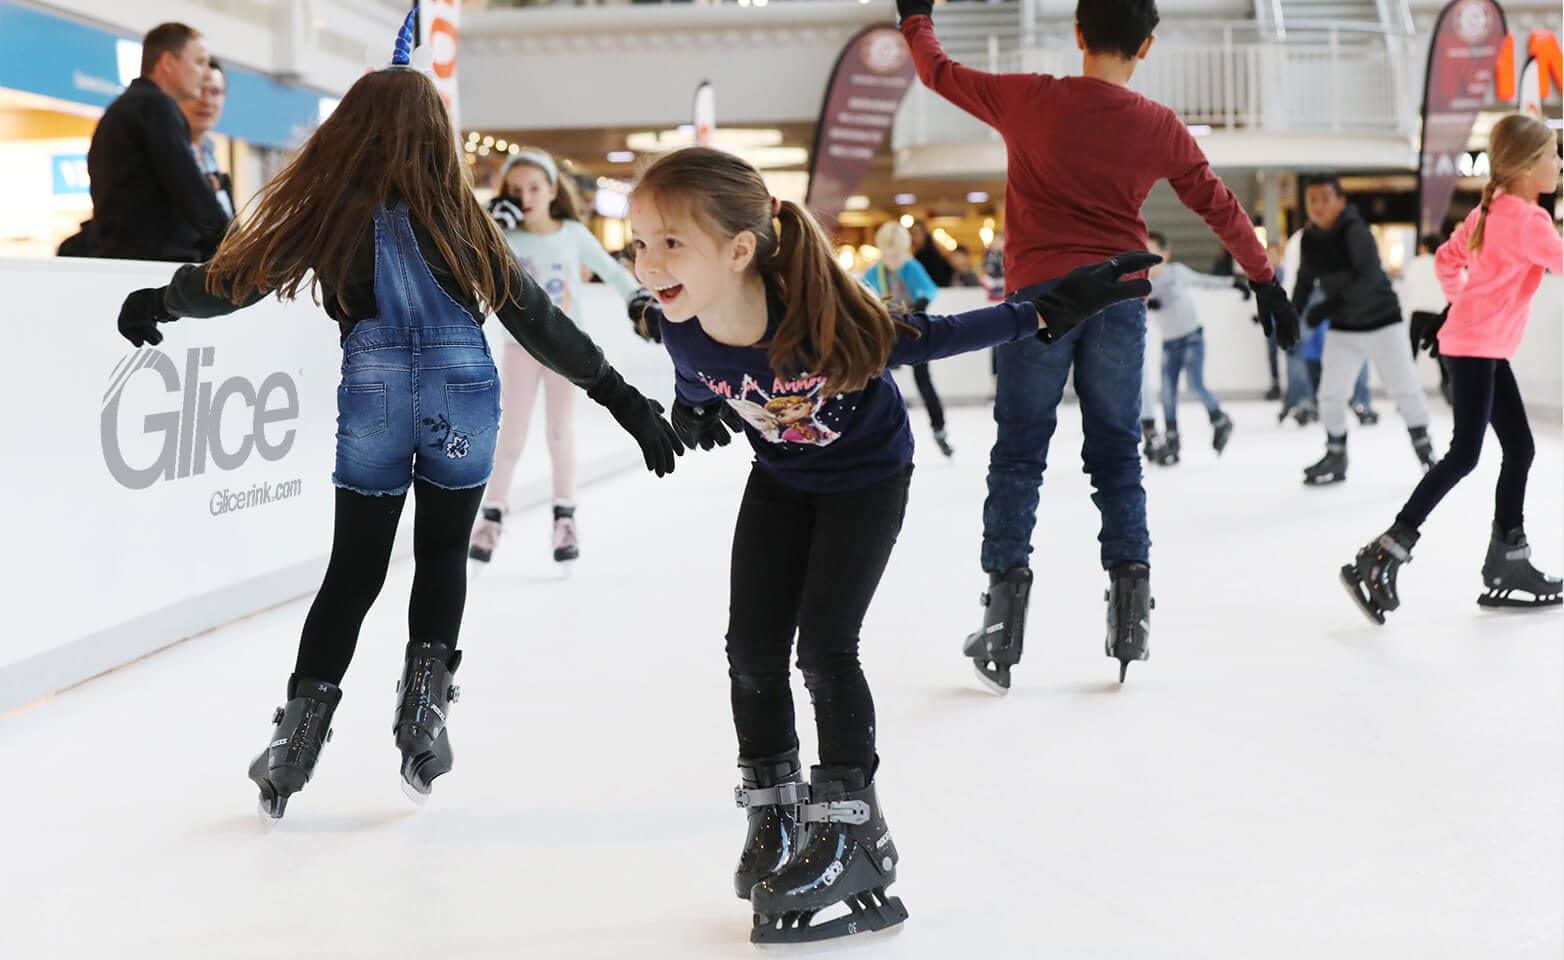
[333,321,501,496]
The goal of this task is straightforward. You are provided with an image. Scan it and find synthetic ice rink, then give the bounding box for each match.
[3,400,1559,959]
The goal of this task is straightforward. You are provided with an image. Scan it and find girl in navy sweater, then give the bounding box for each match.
[628,147,1154,943]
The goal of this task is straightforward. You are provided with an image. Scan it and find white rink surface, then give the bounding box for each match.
[3,401,1560,959]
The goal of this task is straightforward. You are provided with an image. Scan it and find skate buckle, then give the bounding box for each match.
[447,684,461,703]
[271,706,284,725]
[799,800,871,825]
[734,782,810,809]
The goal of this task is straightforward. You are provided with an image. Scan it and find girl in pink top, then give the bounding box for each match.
[1342,114,1563,624]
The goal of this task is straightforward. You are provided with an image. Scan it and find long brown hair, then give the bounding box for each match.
[1470,113,1556,254]
[634,147,912,395]
[500,148,583,223]
[205,68,516,315]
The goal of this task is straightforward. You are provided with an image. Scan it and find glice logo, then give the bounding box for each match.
[102,347,300,490]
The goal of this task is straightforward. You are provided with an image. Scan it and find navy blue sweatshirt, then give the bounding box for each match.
[663,291,1037,492]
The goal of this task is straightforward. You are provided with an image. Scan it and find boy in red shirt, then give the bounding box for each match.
[898,0,1299,689]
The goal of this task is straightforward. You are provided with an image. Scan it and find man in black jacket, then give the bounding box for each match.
[85,23,230,262]
[1292,175,1435,485]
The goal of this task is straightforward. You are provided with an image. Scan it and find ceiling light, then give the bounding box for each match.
[899,214,914,228]
[894,193,916,205]
[606,151,636,163]
[845,195,870,211]
[495,139,508,151]
[482,135,494,147]
[508,144,520,155]
[966,191,989,204]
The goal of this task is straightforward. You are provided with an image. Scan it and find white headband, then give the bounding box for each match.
[501,149,559,187]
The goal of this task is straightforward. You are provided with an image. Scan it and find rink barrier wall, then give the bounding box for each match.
[0,262,672,715]
[2,265,1557,713]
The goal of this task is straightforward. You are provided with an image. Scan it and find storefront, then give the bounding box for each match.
[0,0,339,256]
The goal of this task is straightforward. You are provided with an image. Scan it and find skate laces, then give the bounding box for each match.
[553,515,577,551]
[470,514,503,552]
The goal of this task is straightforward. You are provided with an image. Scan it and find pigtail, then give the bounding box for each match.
[1468,180,1499,254]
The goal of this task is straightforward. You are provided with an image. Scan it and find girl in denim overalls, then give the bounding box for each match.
[115,16,681,819]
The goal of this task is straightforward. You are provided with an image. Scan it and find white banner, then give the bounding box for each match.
[420,0,462,130]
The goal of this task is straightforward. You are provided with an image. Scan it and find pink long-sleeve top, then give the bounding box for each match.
[1435,192,1564,359]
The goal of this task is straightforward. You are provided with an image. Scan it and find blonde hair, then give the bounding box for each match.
[633,147,915,395]
[875,221,912,257]
[1470,114,1556,254]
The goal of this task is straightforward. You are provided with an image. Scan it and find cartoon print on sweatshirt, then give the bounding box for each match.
[697,372,842,447]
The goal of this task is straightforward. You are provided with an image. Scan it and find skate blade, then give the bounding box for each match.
[400,775,431,807]
[1304,474,1346,487]
[751,890,907,944]
[1339,565,1386,626]
[556,560,576,579]
[1477,590,1563,609]
[970,660,1011,696]
[256,794,285,825]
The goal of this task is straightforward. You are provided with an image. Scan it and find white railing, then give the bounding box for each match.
[894,22,1420,151]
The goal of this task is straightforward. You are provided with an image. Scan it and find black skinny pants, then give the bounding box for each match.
[294,480,485,685]
[910,362,945,431]
[1396,357,1534,532]
[725,464,912,776]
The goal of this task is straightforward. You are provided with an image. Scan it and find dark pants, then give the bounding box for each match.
[725,465,912,775]
[910,362,945,431]
[983,280,1148,572]
[294,481,485,684]
[1396,357,1534,532]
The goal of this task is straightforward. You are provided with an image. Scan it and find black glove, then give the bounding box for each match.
[671,399,745,452]
[910,297,931,313]
[628,290,664,343]
[896,0,933,22]
[1232,277,1253,301]
[1253,279,1301,350]
[1147,297,1163,311]
[488,196,523,231]
[586,367,683,477]
[1030,252,1161,344]
[118,287,173,347]
[1410,307,1447,357]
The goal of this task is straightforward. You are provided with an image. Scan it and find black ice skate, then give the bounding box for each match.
[1339,523,1418,625]
[393,642,461,803]
[732,749,805,899]
[1304,434,1347,486]
[249,675,340,821]
[1210,410,1233,455]
[552,504,579,567]
[1352,402,1380,426]
[1409,426,1438,472]
[932,427,954,458]
[962,567,1033,694]
[1141,420,1167,464]
[1105,563,1153,682]
[1478,525,1563,609]
[468,507,503,564]
[749,766,907,944]
[1265,382,1282,402]
[1155,427,1181,466]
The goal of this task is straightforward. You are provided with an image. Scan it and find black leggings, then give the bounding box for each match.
[725,465,912,776]
[294,480,485,684]
[1396,357,1534,532]
[911,362,946,431]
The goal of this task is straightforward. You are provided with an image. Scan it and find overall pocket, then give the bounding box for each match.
[429,378,499,461]
[338,382,388,440]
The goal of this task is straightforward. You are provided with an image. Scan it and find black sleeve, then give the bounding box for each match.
[1320,220,1384,301]
[491,252,609,389]
[162,263,268,318]
[143,96,229,251]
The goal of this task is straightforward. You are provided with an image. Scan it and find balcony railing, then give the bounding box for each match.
[894,21,1421,151]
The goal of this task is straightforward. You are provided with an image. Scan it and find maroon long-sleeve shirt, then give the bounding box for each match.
[902,16,1273,292]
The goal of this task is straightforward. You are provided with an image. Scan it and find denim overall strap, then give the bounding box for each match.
[379,202,484,335]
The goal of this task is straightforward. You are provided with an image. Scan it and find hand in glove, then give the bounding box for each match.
[1410,307,1447,357]
[628,290,664,343]
[671,399,745,451]
[896,0,933,23]
[488,196,523,231]
[1253,279,1301,350]
[586,367,683,477]
[1030,252,1161,344]
[118,287,173,347]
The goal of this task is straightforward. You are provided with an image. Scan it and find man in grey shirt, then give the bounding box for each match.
[1144,232,1245,465]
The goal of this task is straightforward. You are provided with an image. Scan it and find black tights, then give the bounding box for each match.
[294,480,485,685]
[910,362,946,431]
[1396,357,1534,532]
[725,465,911,776]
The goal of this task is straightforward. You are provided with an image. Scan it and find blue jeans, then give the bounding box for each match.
[1161,329,1221,425]
[333,204,501,495]
[983,281,1149,572]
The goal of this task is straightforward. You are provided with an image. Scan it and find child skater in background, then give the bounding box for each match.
[627,146,1155,943]
[1341,114,1563,623]
[470,147,664,570]
[861,220,954,457]
[115,15,679,819]
[1143,230,1246,465]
